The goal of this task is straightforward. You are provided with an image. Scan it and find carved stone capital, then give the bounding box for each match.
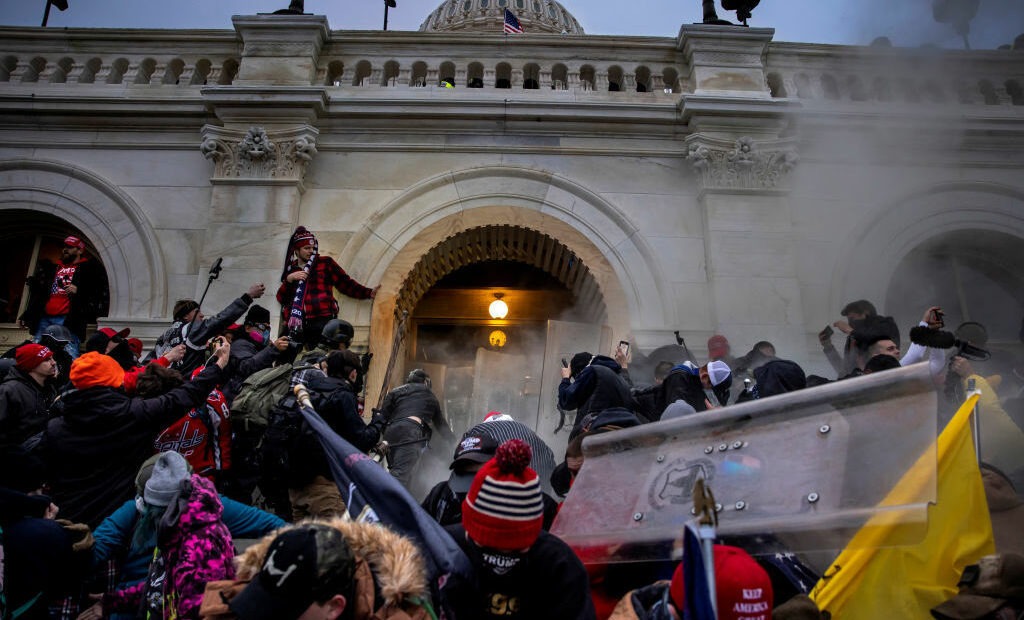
[685,135,798,190]
[200,124,319,184]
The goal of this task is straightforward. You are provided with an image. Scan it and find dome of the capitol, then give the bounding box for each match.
[419,0,584,34]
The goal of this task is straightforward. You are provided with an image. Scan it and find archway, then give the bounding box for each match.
[832,182,1024,323]
[0,159,167,322]
[339,165,671,416]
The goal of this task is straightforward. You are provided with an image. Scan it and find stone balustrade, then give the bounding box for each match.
[0,26,1021,107]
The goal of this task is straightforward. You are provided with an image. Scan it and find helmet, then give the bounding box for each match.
[321,319,354,347]
[407,368,430,386]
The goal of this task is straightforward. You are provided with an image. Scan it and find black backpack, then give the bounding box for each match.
[258,394,319,492]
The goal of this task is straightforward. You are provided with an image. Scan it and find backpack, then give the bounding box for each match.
[230,363,307,432]
[258,394,317,493]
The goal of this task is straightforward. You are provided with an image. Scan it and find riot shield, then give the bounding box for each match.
[551,363,939,562]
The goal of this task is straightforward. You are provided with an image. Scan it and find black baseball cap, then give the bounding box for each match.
[230,524,355,620]
[448,433,499,494]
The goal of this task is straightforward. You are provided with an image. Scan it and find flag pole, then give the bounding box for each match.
[42,0,53,27]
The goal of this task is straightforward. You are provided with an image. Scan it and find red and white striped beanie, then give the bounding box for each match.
[461,439,544,550]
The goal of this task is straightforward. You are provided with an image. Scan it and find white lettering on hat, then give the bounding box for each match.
[732,601,769,612]
[742,588,762,599]
[263,549,299,588]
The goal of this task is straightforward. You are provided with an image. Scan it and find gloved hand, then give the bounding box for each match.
[368,411,386,435]
[361,352,373,373]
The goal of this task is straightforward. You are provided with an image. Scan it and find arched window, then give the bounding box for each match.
[325,60,344,86]
[1006,80,1023,105]
[794,73,812,98]
[440,61,456,87]
[135,58,157,85]
[523,63,540,89]
[467,62,484,88]
[49,57,74,84]
[846,75,867,101]
[162,58,185,85]
[0,56,16,82]
[191,59,212,85]
[411,61,428,87]
[765,72,786,98]
[662,67,679,93]
[978,80,999,105]
[218,58,239,85]
[872,77,893,102]
[608,65,623,92]
[496,62,511,89]
[635,66,651,93]
[22,57,46,83]
[551,63,568,90]
[821,74,840,100]
[382,60,400,87]
[580,64,595,91]
[353,60,372,86]
[78,57,102,84]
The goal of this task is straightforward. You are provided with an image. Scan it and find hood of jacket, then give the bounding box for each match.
[57,386,132,432]
[753,359,807,398]
[306,372,354,396]
[163,474,225,535]
[235,518,429,617]
[590,354,622,373]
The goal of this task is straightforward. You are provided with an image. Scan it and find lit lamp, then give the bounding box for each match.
[488,293,509,319]
[489,329,508,348]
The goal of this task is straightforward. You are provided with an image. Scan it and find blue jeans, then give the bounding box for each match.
[35,314,80,358]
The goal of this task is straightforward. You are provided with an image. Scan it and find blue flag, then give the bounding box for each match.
[682,524,715,620]
[299,403,474,611]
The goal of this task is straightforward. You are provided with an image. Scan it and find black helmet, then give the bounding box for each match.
[407,368,430,386]
[321,319,354,347]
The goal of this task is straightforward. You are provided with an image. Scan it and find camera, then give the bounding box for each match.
[618,340,630,358]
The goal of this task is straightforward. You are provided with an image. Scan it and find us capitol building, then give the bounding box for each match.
[1,0,1022,441]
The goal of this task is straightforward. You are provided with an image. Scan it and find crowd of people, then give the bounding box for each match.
[2,230,1024,619]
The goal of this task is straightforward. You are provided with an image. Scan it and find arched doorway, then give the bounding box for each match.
[395,225,610,441]
[0,210,110,348]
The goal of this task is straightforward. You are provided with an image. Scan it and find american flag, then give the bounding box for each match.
[503,8,524,34]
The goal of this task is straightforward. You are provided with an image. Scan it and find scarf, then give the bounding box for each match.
[287,250,316,333]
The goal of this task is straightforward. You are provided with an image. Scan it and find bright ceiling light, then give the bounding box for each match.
[488,293,508,319]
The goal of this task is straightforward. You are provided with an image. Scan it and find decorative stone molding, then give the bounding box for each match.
[200,124,319,183]
[685,135,798,190]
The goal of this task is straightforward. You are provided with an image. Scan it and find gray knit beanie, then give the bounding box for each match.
[144,452,190,507]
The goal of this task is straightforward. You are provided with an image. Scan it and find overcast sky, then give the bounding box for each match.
[2,0,1022,49]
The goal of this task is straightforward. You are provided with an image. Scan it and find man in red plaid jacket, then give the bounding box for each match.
[276,227,377,350]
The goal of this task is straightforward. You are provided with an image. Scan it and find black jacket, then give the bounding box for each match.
[658,367,708,414]
[223,337,278,403]
[19,258,108,341]
[0,367,52,450]
[43,364,225,528]
[154,294,254,376]
[444,525,597,620]
[290,374,381,486]
[559,356,634,431]
[379,382,446,431]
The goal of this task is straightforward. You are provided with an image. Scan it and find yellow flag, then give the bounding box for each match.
[810,394,995,617]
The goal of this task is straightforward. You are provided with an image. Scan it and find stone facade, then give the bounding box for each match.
[1,12,1022,404]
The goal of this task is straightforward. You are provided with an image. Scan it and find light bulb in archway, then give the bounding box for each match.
[488,293,508,319]
[489,329,507,348]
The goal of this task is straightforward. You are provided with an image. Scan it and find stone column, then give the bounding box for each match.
[678,25,807,359]
[195,15,330,329]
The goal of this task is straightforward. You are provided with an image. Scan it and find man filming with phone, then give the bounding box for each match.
[155,280,267,376]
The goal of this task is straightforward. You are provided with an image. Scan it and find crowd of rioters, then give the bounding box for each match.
[2,230,1023,620]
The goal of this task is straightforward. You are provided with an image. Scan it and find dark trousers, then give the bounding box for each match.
[383,419,430,490]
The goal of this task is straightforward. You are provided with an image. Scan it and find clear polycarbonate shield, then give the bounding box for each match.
[551,363,939,563]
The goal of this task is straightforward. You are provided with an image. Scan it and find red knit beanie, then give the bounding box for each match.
[669,544,773,620]
[15,344,53,372]
[462,439,544,551]
[290,226,317,252]
[70,351,125,389]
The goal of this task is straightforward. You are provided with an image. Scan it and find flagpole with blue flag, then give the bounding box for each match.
[42,0,69,27]
[293,385,473,615]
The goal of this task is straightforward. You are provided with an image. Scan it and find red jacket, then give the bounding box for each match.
[154,388,232,480]
[276,255,372,322]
